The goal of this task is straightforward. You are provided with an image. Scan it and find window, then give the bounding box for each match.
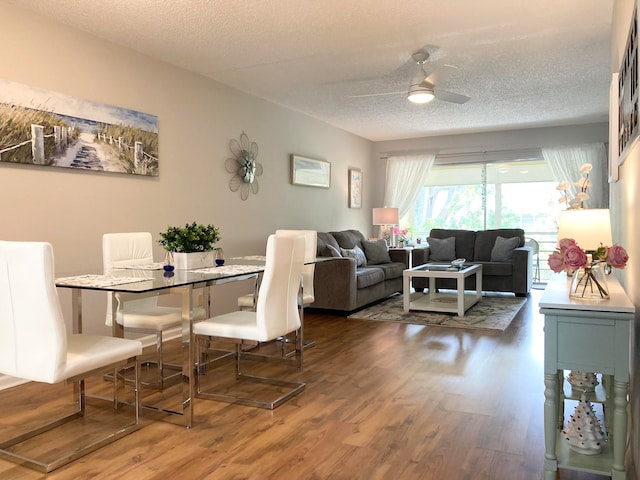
[404,159,561,281]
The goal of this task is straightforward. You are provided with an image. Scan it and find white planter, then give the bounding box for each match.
[172,251,214,270]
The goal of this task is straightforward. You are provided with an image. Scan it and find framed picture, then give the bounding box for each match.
[609,72,619,183]
[617,3,639,164]
[291,154,330,188]
[0,79,159,176]
[349,168,362,208]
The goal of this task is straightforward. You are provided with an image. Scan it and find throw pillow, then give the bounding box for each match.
[362,239,391,265]
[326,244,342,258]
[490,236,520,262]
[340,245,367,267]
[427,236,455,261]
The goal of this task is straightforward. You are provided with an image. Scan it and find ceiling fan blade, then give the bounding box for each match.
[348,91,405,98]
[424,64,458,86]
[433,89,470,104]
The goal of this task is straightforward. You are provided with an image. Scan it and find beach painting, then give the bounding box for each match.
[0,79,159,176]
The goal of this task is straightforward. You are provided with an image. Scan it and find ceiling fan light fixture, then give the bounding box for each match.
[407,84,435,104]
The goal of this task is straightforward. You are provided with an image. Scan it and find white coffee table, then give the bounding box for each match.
[403,263,483,316]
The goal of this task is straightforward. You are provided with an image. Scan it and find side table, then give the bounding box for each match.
[539,274,635,480]
[389,246,415,267]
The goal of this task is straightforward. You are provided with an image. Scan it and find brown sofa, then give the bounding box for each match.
[411,228,532,296]
[311,230,417,312]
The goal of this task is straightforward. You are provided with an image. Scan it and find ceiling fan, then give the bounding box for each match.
[350,50,470,105]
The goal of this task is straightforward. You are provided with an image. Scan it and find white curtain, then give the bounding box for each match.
[541,143,608,208]
[382,153,435,220]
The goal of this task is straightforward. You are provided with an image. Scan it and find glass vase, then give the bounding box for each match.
[569,262,609,300]
[214,247,225,266]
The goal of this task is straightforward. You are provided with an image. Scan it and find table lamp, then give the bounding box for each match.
[558,209,612,251]
[373,207,399,246]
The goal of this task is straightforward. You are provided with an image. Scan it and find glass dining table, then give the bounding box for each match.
[56,260,266,428]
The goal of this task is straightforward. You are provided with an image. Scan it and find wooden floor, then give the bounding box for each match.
[0,289,616,479]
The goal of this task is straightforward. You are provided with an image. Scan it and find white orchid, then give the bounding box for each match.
[579,163,593,174]
[557,163,592,209]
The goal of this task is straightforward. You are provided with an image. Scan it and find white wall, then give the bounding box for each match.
[612,1,640,478]
[0,3,373,342]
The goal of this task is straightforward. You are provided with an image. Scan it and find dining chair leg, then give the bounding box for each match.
[235,343,242,379]
[279,304,315,359]
[156,330,164,389]
[0,357,141,473]
[195,341,305,410]
[113,367,119,407]
[295,327,303,370]
[133,357,140,423]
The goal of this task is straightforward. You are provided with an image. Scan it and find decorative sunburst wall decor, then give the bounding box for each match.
[225,131,262,200]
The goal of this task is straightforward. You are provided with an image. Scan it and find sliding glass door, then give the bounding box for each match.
[404,160,561,282]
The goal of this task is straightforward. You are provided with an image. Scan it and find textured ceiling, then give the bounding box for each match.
[5,0,614,141]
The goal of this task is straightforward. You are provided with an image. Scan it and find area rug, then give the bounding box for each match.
[347,293,527,331]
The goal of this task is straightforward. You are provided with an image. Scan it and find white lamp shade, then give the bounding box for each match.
[372,207,399,225]
[558,209,613,251]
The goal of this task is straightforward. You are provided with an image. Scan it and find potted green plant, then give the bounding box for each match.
[158,222,221,269]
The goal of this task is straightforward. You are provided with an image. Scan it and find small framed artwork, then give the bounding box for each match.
[349,168,362,208]
[291,154,330,188]
[609,72,619,183]
[617,3,639,164]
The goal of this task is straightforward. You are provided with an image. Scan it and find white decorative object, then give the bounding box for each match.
[567,371,598,392]
[226,131,262,200]
[563,393,605,455]
[173,251,215,270]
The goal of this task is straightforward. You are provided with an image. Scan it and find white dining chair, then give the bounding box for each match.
[194,234,306,409]
[237,229,316,353]
[0,240,142,473]
[103,232,205,388]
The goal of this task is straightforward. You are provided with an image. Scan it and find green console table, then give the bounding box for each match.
[540,274,635,479]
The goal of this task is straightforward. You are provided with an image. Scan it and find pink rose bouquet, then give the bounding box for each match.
[606,245,629,269]
[550,237,629,299]
[392,226,409,242]
[548,238,629,274]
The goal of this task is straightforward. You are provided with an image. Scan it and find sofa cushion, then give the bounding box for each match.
[374,262,405,280]
[341,245,367,266]
[330,229,366,249]
[427,236,456,261]
[475,261,513,276]
[317,232,341,257]
[429,229,476,260]
[362,239,391,264]
[491,236,520,261]
[355,267,385,288]
[474,229,525,261]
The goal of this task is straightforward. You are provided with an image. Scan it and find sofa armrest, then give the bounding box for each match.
[512,246,533,295]
[311,257,358,310]
[388,248,410,267]
[411,247,430,267]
